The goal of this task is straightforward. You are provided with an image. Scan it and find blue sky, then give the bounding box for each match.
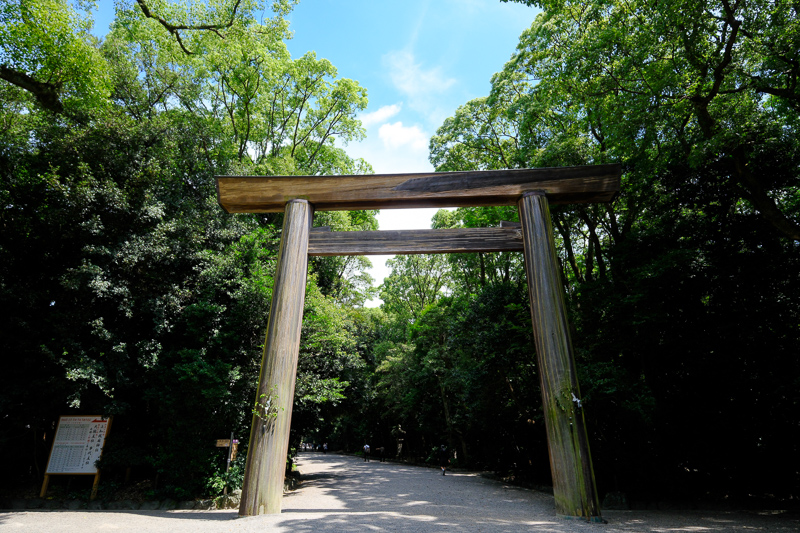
[283,0,539,302]
[284,0,537,174]
[288,0,535,177]
[92,0,540,303]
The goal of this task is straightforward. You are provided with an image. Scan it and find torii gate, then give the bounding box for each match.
[215,164,620,522]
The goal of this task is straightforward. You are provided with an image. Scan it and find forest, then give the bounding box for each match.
[1,0,798,508]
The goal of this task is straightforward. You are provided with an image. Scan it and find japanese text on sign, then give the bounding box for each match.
[45,416,109,474]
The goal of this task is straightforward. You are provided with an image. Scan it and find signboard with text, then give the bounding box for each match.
[45,416,110,475]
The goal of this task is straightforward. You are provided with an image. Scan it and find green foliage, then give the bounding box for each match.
[379,254,449,322]
[365,284,546,471]
[206,454,245,496]
[502,0,800,239]
[289,283,372,449]
[253,388,283,422]
[0,0,377,500]
[3,0,798,508]
[421,0,800,503]
[431,206,525,294]
[310,209,378,306]
[0,0,112,112]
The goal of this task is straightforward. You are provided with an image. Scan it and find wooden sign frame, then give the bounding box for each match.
[216,164,621,522]
[40,416,112,500]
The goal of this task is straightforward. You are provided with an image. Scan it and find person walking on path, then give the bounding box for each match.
[363,444,370,462]
[438,444,449,475]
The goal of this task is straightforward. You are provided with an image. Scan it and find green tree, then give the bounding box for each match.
[379,254,449,323]
[431,207,525,294]
[107,1,369,175]
[0,0,111,113]
[310,210,378,307]
[0,0,379,498]
[424,0,800,503]
[502,0,800,240]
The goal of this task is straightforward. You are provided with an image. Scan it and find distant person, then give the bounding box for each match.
[323,443,327,454]
[363,444,370,462]
[371,446,386,462]
[438,445,449,476]
[392,425,406,457]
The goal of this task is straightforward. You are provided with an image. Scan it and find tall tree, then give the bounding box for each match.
[502,0,800,240]
[379,254,449,323]
[423,0,800,503]
[0,0,111,113]
[0,0,378,498]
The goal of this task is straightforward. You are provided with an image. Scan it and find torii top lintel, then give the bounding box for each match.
[215,164,621,213]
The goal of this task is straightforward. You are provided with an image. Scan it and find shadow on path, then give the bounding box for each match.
[2,453,799,532]
[258,453,800,533]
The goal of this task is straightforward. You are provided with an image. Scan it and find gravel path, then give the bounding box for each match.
[2,453,797,532]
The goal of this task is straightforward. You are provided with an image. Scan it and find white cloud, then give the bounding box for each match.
[360,104,402,127]
[378,121,428,151]
[383,50,457,116]
[344,133,432,175]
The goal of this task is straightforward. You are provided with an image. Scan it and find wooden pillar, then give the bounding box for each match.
[239,199,311,516]
[90,472,101,500]
[517,192,603,522]
[39,475,50,498]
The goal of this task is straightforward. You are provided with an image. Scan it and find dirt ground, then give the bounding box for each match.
[2,453,798,532]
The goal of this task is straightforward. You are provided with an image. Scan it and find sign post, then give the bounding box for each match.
[40,416,111,500]
[216,432,236,495]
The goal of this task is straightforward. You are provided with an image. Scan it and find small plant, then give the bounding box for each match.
[207,455,246,497]
[252,386,283,424]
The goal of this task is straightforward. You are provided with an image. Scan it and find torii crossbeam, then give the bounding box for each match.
[216,164,621,522]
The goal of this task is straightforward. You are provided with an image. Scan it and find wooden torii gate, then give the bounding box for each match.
[215,164,620,522]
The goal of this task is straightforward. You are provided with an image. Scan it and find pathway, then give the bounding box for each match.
[1,453,797,532]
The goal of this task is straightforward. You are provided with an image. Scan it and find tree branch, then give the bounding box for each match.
[0,65,63,113]
[730,146,800,241]
[134,0,243,55]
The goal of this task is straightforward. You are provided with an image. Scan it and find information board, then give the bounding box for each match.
[45,416,110,474]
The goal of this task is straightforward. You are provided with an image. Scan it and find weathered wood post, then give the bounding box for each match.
[239,199,311,516]
[517,191,603,522]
